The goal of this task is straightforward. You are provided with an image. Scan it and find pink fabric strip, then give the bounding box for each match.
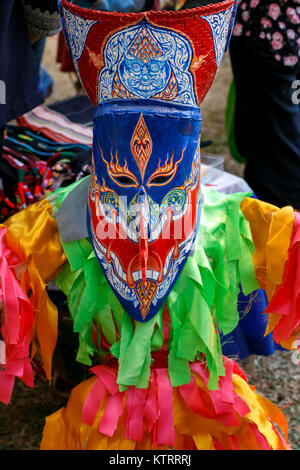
[5,357,25,377]
[272,423,287,448]
[19,298,34,339]
[0,371,15,405]
[178,374,215,419]
[156,369,175,447]
[20,357,34,387]
[231,436,240,450]
[0,228,35,404]
[189,360,250,425]
[232,359,248,382]
[232,394,251,417]
[219,411,240,427]
[99,392,124,437]
[0,254,20,344]
[190,361,209,385]
[90,366,119,395]
[210,390,232,415]
[82,378,107,426]
[220,359,234,404]
[82,367,121,431]
[125,387,148,442]
[212,437,223,450]
[143,373,159,433]
[250,423,272,450]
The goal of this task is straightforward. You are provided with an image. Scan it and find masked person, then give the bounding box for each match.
[0,0,61,134]
[228,0,300,210]
[0,1,61,204]
[0,0,299,450]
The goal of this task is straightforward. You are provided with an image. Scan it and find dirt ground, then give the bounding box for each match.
[0,36,299,451]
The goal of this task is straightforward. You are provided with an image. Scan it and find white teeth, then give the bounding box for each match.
[117,261,122,277]
[149,212,168,242]
[131,269,160,281]
[163,249,173,275]
[132,271,142,281]
[92,232,107,260]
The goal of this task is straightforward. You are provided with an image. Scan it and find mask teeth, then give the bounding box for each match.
[138,189,150,284]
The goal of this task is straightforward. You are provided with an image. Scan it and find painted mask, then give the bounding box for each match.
[59,0,237,322]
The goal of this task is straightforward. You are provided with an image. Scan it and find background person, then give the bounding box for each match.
[229,0,300,209]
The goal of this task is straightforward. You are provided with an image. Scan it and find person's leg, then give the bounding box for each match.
[229,37,255,163]
[31,37,46,70]
[230,37,300,209]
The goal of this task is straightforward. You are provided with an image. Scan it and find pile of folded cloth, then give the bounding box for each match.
[0,96,94,222]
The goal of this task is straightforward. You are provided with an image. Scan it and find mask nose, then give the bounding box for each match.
[142,64,149,81]
[138,186,150,283]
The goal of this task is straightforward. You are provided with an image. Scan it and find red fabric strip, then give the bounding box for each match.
[125,387,148,442]
[265,212,300,342]
[250,423,272,450]
[90,366,119,395]
[82,378,106,426]
[178,374,216,419]
[156,369,175,447]
[0,371,15,405]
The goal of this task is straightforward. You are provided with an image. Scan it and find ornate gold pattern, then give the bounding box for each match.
[130,114,153,180]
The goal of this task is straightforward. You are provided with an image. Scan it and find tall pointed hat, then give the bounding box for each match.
[59,0,237,322]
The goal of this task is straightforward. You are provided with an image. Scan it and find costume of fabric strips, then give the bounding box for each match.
[0,182,298,449]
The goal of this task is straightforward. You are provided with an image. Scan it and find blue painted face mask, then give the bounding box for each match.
[88,100,202,321]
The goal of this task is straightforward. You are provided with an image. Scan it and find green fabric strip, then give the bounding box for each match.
[47,176,89,214]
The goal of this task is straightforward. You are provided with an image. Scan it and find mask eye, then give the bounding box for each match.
[114,175,138,186]
[147,151,184,188]
[149,62,160,73]
[132,63,142,73]
[148,60,165,73]
[125,58,142,73]
[148,174,173,186]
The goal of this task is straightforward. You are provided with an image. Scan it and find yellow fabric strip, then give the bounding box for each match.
[240,198,294,301]
[2,200,67,380]
[231,374,287,450]
[40,369,288,450]
[4,200,66,281]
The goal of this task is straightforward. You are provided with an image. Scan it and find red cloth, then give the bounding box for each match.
[60,0,236,106]
[56,32,76,73]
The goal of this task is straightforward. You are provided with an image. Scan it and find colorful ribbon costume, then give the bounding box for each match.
[0,0,299,450]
